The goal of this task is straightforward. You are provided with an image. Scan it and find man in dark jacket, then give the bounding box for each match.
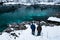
[37,23,42,36]
[31,23,36,35]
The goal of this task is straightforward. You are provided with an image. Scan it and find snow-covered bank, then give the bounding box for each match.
[0,24,60,40]
[3,2,60,6]
[48,17,60,22]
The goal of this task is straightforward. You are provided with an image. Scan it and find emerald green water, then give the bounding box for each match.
[0,6,60,32]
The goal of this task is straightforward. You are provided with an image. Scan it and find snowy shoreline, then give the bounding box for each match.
[0,24,60,40]
[0,17,60,40]
[3,2,60,6]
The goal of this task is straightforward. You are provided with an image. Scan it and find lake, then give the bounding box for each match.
[0,5,60,32]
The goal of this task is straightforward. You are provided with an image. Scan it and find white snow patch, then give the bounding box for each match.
[48,17,60,22]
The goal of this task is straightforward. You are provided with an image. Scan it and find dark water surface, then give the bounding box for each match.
[0,6,60,32]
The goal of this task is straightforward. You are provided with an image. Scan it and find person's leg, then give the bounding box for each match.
[32,31,35,35]
[37,31,40,36]
[33,31,35,35]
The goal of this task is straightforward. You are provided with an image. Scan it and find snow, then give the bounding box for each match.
[47,17,60,22]
[37,2,60,5]
[3,2,60,6]
[3,2,20,5]
[19,3,31,6]
[3,2,32,6]
[0,24,60,40]
[37,2,55,5]
[10,28,14,30]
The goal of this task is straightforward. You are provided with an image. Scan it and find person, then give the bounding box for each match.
[37,22,42,36]
[30,23,36,35]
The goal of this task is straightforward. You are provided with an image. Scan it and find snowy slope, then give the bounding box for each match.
[0,24,60,40]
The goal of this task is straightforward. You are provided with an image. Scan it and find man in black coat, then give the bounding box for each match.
[31,23,36,35]
[37,23,42,36]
